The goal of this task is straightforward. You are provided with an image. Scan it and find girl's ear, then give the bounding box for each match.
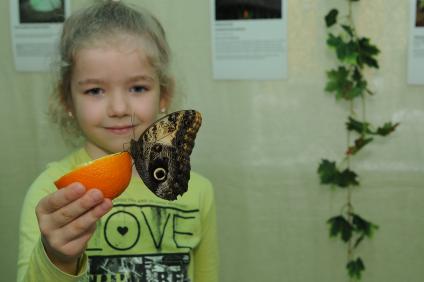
[62,98,75,118]
[159,78,174,111]
[58,80,75,116]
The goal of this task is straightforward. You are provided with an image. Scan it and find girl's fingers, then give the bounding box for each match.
[40,199,112,263]
[51,189,106,228]
[37,183,86,214]
[60,199,113,243]
[43,223,97,264]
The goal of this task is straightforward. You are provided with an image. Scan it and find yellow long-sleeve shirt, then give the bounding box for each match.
[18,148,219,282]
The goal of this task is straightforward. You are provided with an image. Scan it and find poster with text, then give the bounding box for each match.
[408,0,424,84]
[211,0,287,80]
[10,0,70,72]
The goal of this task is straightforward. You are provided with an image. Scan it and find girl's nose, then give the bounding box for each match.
[107,91,130,117]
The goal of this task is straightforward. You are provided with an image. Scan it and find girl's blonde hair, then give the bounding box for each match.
[49,0,174,143]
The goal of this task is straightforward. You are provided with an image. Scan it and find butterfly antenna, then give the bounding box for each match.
[131,113,136,140]
[130,112,144,163]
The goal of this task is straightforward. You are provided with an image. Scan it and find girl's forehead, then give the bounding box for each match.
[75,38,155,66]
[71,41,158,82]
[73,31,159,61]
[76,33,155,60]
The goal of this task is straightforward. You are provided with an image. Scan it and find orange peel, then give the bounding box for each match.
[54,152,132,199]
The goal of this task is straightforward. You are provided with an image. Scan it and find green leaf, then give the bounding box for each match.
[347,117,399,137]
[318,159,338,185]
[358,38,379,55]
[351,213,379,238]
[352,68,363,82]
[346,258,365,279]
[346,117,372,134]
[325,67,346,93]
[327,33,343,49]
[328,215,353,242]
[341,24,354,37]
[325,66,367,100]
[318,160,359,188]
[338,40,359,64]
[357,37,380,69]
[375,122,399,136]
[327,34,359,65]
[346,78,367,99]
[346,137,374,155]
[325,9,338,27]
[338,168,359,187]
[325,67,351,99]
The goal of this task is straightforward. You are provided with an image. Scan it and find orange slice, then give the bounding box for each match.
[54,152,132,199]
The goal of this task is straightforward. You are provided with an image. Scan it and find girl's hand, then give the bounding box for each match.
[35,182,113,274]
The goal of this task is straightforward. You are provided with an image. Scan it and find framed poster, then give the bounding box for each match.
[10,0,70,72]
[408,0,424,85]
[211,0,288,80]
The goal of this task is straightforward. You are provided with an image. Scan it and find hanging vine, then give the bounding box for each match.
[318,1,399,280]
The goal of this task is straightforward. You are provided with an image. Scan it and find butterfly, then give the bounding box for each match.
[129,110,202,201]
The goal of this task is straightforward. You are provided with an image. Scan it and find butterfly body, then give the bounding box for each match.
[130,110,202,201]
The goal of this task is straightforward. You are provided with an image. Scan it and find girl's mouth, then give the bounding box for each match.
[105,125,135,135]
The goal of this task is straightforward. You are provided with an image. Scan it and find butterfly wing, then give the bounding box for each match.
[130,110,202,200]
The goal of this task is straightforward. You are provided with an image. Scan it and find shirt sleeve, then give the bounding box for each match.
[193,180,219,282]
[17,165,89,282]
[23,238,89,282]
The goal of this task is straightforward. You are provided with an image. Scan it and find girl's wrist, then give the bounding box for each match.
[41,239,81,275]
[49,256,79,275]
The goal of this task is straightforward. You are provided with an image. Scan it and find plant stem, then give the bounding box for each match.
[346,99,354,267]
[348,1,353,27]
[346,1,356,269]
[323,0,390,280]
[361,95,367,137]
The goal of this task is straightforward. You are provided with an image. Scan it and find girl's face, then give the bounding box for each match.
[70,39,168,159]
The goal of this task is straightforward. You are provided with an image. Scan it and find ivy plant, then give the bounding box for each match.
[318,1,398,280]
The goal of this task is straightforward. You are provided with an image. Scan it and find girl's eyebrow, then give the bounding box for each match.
[129,75,155,83]
[77,78,105,85]
[77,75,155,85]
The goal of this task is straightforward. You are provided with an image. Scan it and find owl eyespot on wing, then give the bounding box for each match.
[129,110,202,201]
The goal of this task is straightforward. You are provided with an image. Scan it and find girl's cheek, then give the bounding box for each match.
[133,96,160,116]
[76,104,102,123]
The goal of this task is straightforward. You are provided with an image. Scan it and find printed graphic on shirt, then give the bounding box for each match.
[88,253,191,282]
[87,203,200,252]
[86,203,200,281]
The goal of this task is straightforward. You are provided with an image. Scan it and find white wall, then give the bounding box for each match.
[1,0,423,281]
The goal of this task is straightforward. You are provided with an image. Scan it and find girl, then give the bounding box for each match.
[17,1,218,281]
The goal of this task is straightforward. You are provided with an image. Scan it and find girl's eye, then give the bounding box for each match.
[84,88,104,96]
[130,85,148,94]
